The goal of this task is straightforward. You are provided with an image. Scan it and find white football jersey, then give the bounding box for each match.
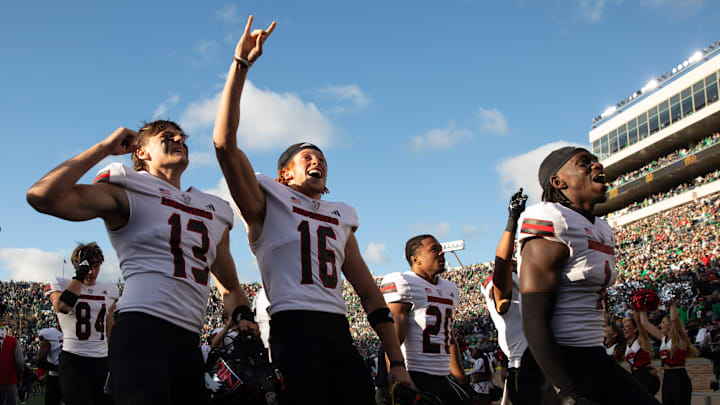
[480,273,527,368]
[252,287,271,350]
[246,174,358,316]
[517,202,617,348]
[37,327,63,376]
[96,163,233,333]
[381,271,459,375]
[45,277,118,358]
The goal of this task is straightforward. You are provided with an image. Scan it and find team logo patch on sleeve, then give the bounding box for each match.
[93,170,110,184]
[380,282,397,293]
[520,218,555,237]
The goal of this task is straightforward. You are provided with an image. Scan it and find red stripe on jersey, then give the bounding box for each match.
[78,294,105,301]
[380,283,397,293]
[520,218,554,235]
[43,284,51,292]
[93,170,110,184]
[427,296,453,305]
[292,206,339,225]
[482,276,493,288]
[587,239,614,255]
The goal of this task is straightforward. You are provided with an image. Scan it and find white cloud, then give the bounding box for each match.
[195,40,219,64]
[495,141,586,204]
[461,225,478,239]
[316,84,371,112]
[364,242,390,265]
[409,222,451,240]
[0,248,121,283]
[153,94,180,119]
[188,151,214,169]
[576,0,608,23]
[476,107,508,135]
[180,81,336,150]
[406,122,472,153]
[215,4,239,22]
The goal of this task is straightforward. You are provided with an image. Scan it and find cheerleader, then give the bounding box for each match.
[623,315,659,395]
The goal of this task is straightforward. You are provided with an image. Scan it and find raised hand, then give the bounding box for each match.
[234,15,276,64]
[508,187,528,220]
[103,127,138,156]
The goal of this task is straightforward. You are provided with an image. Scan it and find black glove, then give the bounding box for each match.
[506,188,528,232]
[72,250,92,283]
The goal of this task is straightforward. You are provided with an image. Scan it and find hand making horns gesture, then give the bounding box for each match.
[235,15,276,64]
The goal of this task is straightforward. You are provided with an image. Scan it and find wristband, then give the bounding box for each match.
[59,290,79,308]
[233,55,253,68]
[231,305,255,324]
[72,260,91,283]
[505,216,519,233]
[389,360,406,369]
[368,307,394,329]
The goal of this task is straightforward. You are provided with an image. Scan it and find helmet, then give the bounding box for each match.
[205,330,283,405]
[389,382,443,405]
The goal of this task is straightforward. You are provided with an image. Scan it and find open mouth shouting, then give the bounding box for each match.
[308,168,323,179]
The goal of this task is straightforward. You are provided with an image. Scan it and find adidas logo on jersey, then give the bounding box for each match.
[331,210,341,217]
[206,204,216,212]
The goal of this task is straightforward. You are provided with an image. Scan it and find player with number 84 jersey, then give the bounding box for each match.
[45,278,118,357]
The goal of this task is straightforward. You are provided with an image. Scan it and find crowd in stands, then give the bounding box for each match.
[3,191,720,374]
[606,168,720,219]
[609,132,720,189]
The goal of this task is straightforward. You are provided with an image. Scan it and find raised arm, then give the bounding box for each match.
[493,188,527,314]
[633,312,651,352]
[669,302,691,350]
[213,15,275,243]
[520,237,578,400]
[639,311,663,341]
[26,127,135,229]
[342,233,413,388]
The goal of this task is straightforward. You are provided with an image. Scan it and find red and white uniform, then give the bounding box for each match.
[481,273,527,368]
[95,163,234,333]
[45,277,118,358]
[625,339,651,369]
[470,354,493,394]
[37,328,63,376]
[659,337,687,367]
[381,271,459,375]
[517,202,617,348]
[246,174,358,316]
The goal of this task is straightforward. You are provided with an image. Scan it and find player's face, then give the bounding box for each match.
[137,127,189,172]
[414,237,446,274]
[623,320,636,340]
[82,263,101,286]
[557,151,607,205]
[283,149,327,199]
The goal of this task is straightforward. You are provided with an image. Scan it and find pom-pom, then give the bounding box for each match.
[659,282,694,306]
[631,289,659,312]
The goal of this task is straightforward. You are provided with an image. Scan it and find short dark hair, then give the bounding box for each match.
[405,234,435,266]
[70,242,104,267]
[131,120,184,172]
[541,182,572,205]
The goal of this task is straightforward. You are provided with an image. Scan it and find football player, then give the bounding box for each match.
[481,189,547,404]
[382,235,472,405]
[45,243,118,405]
[518,147,659,404]
[27,119,256,405]
[37,323,63,405]
[212,15,413,404]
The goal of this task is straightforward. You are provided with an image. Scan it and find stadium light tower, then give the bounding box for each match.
[440,239,465,268]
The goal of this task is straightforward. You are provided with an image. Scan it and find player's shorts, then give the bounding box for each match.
[109,311,206,405]
[270,310,375,405]
[407,371,472,405]
[58,351,109,405]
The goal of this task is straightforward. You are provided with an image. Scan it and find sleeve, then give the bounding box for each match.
[93,162,128,186]
[517,203,568,247]
[380,273,412,304]
[45,277,67,297]
[340,202,359,232]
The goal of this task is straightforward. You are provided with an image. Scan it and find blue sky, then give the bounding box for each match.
[1,0,718,283]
